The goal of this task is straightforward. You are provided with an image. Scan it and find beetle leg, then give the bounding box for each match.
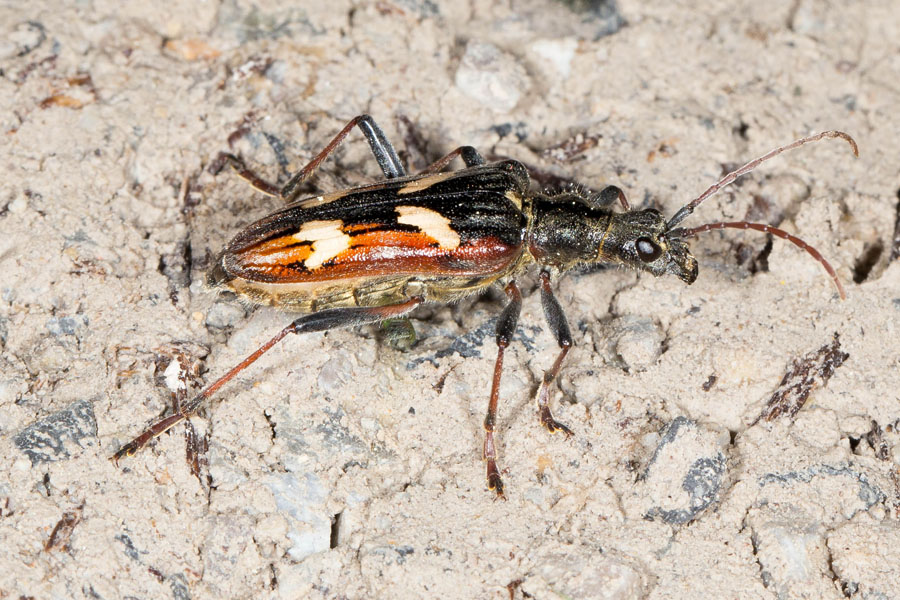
[379,317,417,351]
[211,152,283,197]
[483,281,522,499]
[587,185,629,211]
[536,271,574,436]
[420,146,485,174]
[214,115,406,202]
[111,296,423,464]
[281,114,406,202]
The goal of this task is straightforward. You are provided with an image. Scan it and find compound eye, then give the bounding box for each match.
[636,237,663,262]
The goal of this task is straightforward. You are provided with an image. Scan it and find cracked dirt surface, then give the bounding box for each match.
[2,1,900,598]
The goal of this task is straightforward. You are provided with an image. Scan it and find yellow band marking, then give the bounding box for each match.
[505,190,522,210]
[396,205,460,250]
[596,218,614,260]
[293,220,351,269]
[397,172,454,195]
[295,191,342,209]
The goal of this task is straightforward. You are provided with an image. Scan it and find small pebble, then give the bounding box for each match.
[455,41,530,112]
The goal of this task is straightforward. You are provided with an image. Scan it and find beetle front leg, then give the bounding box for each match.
[587,185,630,211]
[536,271,574,436]
[483,281,522,499]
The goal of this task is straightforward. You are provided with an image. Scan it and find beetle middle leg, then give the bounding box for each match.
[483,281,523,499]
[420,146,485,174]
[379,317,418,351]
[535,271,574,436]
[112,296,423,463]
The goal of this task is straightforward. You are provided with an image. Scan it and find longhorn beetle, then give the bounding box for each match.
[112,115,857,498]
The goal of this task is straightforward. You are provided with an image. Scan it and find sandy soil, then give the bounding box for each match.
[2,1,899,598]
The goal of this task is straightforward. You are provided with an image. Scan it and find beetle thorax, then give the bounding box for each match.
[526,196,613,271]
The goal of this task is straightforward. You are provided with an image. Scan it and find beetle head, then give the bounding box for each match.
[602,209,698,284]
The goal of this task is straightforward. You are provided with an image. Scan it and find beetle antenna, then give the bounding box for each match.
[669,221,846,300]
[666,131,858,229]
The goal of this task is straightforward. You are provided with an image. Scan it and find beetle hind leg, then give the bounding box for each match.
[281,114,406,202]
[215,115,408,204]
[111,297,424,464]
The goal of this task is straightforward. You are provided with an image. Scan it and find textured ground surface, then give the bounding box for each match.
[2,1,900,598]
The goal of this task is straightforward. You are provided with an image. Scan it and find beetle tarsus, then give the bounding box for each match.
[380,317,418,351]
[539,406,574,437]
[215,152,282,197]
[486,460,506,500]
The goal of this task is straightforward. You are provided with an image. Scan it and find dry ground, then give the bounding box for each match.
[2,1,899,598]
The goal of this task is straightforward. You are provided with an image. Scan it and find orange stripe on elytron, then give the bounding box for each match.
[325,235,519,276]
[237,223,385,272]
[236,228,436,276]
[341,222,383,233]
[301,236,521,281]
[348,229,441,251]
[242,263,304,279]
[242,236,312,266]
[232,235,520,283]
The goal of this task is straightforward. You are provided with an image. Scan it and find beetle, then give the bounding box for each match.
[112,114,857,498]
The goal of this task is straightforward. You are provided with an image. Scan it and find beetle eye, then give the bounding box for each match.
[636,237,663,262]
